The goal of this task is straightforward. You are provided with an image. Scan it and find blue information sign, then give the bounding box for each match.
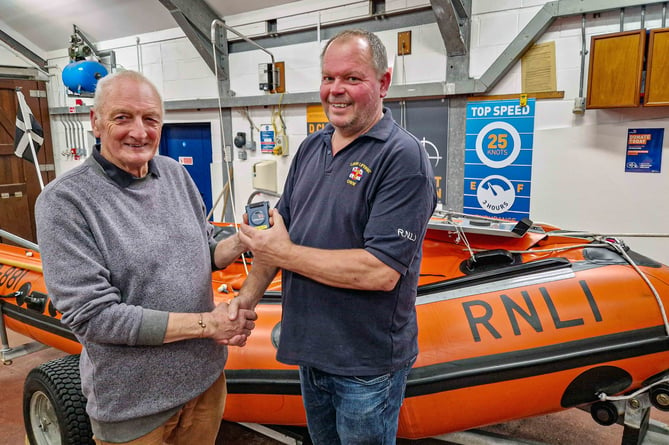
[625,128,664,173]
[259,124,276,154]
[464,99,536,220]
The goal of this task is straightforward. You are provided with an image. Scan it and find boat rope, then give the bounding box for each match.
[550,232,669,238]
[539,228,669,336]
[475,237,669,338]
[446,215,476,260]
[435,210,669,338]
[597,375,669,402]
[449,222,669,337]
[599,236,669,338]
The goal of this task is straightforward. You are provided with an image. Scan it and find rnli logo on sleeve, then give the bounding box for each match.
[398,228,417,242]
[347,162,371,186]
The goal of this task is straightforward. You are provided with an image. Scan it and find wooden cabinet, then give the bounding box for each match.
[586,28,669,109]
[586,30,646,109]
[644,28,669,106]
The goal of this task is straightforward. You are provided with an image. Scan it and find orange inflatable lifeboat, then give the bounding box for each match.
[2,213,669,442]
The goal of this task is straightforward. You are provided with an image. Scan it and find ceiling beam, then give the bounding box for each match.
[475,2,555,93]
[472,0,669,93]
[0,28,47,70]
[158,0,224,76]
[430,0,468,57]
[51,0,669,111]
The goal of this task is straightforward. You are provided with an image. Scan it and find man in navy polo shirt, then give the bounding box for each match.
[234,29,437,444]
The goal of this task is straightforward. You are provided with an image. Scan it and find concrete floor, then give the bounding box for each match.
[2,329,669,445]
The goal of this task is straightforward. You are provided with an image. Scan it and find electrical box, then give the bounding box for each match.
[258,62,285,92]
[274,134,288,156]
[272,61,285,94]
[259,63,273,91]
[253,160,277,192]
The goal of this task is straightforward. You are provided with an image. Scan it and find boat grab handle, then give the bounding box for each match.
[462,249,515,273]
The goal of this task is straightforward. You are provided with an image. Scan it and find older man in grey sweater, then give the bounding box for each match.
[35,70,256,444]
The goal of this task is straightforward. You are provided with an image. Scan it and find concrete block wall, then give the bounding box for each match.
[470,2,669,264]
[2,0,669,263]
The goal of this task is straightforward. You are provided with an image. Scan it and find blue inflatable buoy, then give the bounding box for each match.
[62,60,108,94]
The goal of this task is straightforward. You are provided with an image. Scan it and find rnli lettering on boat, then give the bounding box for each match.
[398,228,417,242]
[462,280,602,342]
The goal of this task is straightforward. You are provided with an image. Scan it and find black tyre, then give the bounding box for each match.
[649,384,669,411]
[23,354,93,445]
[590,401,619,426]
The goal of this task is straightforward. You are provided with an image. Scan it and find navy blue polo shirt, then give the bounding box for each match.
[276,108,437,375]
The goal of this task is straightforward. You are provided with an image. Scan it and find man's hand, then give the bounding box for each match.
[209,302,257,346]
[228,294,257,322]
[239,209,292,267]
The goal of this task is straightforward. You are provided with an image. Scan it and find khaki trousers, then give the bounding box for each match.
[95,372,227,445]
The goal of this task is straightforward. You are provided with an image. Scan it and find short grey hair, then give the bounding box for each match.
[93,70,164,115]
[321,29,388,78]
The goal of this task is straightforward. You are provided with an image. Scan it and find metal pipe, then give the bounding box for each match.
[210,19,275,65]
[75,115,82,152]
[620,8,625,32]
[246,189,281,204]
[64,115,75,155]
[663,2,667,27]
[136,37,143,73]
[641,5,646,29]
[72,114,81,153]
[66,114,76,153]
[1,308,11,356]
[578,14,587,98]
[0,229,39,252]
[75,115,86,156]
[61,117,71,151]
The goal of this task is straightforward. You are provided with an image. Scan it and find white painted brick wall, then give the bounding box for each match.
[2,0,669,263]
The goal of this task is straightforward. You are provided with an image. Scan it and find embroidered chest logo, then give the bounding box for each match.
[347,162,372,186]
[349,167,364,181]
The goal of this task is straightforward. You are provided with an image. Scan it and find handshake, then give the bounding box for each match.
[204,300,257,347]
[197,202,290,348]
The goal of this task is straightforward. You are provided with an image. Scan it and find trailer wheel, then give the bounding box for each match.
[590,401,619,426]
[650,384,669,411]
[23,354,93,445]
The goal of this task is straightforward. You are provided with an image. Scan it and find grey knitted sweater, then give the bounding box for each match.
[35,151,227,436]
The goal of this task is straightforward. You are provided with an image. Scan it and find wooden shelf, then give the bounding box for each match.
[468,91,564,101]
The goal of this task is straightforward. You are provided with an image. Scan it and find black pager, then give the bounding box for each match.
[246,201,271,229]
